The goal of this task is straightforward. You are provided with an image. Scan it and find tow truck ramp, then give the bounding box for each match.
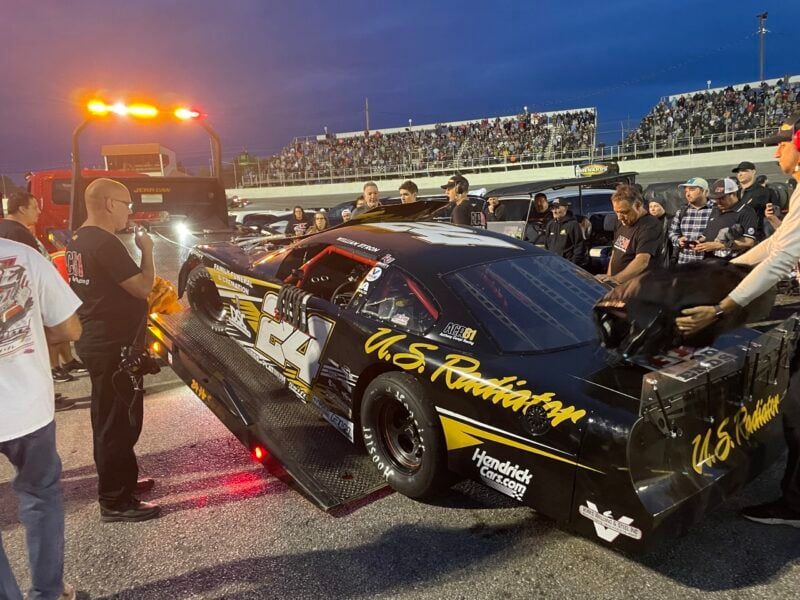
[147,310,387,511]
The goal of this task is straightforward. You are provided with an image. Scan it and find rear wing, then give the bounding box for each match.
[69,176,230,231]
[640,316,799,437]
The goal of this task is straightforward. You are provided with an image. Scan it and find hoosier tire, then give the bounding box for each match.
[185,265,227,335]
[360,372,450,499]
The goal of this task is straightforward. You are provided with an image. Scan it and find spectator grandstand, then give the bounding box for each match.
[623,76,800,156]
[233,75,798,188]
[242,108,596,187]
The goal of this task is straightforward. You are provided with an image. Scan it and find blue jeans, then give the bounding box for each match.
[0,421,65,600]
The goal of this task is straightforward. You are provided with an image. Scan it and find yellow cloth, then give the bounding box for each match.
[147,276,183,315]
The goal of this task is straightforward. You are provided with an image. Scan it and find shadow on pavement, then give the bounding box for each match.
[95,522,530,599]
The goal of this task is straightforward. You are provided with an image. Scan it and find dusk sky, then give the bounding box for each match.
[0,0,796,181]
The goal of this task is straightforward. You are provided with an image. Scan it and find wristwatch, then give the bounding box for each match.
[713,304,725,320]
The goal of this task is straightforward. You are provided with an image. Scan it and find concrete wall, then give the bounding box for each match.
[227,146,777,201]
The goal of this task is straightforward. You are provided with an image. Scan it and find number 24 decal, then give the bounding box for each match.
[254,293,335,389]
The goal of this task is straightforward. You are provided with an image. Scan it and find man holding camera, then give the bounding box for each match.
[694,177,757,261]
[66,178,160,522]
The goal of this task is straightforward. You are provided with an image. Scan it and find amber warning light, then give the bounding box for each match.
[86,99,203,121]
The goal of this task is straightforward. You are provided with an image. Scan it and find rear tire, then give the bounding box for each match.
[185,265,227,335]
[360,372,450,499]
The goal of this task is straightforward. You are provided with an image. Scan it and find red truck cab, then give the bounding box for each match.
[26,169,161,252]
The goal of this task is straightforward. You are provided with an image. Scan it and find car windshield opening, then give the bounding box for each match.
[445,255,606,352]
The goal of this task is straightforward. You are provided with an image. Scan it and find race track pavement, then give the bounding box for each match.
[1,369,798,599]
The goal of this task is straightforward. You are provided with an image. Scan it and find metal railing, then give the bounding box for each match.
[233,126,775,189]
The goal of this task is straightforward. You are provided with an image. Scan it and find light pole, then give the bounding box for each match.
[707,80,712,90]
[757,12,768,81]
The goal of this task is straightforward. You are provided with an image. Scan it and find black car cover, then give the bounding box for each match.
[593,261,774,358]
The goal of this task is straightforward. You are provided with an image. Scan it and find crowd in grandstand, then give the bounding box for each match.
[259,109,595,181]
[624,78,800,150]
[240,78,799,187]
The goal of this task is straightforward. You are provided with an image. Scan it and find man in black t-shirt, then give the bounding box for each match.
[733,160,770,239]
[0,191,42,251]
[597,184,662,285]
[441,174,475,226]
[66,178,160,523]
[695,177,757,261]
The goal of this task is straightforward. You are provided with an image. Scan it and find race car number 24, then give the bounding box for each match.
[254,293,334,390]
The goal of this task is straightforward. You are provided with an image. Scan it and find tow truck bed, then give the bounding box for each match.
[144,232,387,511]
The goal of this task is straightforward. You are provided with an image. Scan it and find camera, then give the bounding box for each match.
[119,346,161,377]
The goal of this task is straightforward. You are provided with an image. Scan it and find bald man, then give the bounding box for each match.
[66,178,160,522]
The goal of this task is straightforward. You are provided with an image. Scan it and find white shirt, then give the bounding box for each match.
[0,239,81,442]
[730,184,800,306]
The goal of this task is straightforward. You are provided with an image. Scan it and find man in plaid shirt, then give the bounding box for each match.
[668,177,714,264]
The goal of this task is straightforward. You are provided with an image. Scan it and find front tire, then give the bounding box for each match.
[185,265,227,335]
[360,372,449,499]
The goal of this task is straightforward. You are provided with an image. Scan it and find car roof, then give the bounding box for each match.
[487,172,637,198]
[300,221,540,276]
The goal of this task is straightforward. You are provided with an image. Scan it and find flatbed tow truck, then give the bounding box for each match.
[63,98,388,512]
[144,231,388,511]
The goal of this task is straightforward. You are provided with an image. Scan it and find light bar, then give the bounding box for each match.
[86,99,203,121]
[174,107,201,120]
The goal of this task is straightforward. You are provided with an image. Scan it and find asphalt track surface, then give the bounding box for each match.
[2,339,799,597]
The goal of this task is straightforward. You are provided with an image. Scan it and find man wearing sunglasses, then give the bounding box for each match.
[66,178,160,523]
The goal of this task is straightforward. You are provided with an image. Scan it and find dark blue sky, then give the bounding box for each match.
[0,0,796,180]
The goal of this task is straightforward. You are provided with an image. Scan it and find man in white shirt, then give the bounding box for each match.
[677,112,800,527]
[0,239,82,600]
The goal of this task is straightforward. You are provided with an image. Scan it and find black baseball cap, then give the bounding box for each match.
[731,161,756,173]
[763,112,800,145]
[441,174,469,191]
[550,198,571,208]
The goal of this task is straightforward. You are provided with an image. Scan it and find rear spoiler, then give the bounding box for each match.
[640,316,799,437]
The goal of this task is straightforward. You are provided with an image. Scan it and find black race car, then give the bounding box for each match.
[177,209,796,553]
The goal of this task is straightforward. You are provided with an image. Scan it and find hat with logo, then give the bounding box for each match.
[550,198,571,208]
[341,208,351,217]
[678,177,709,191]
[708,177,739,199]
[440,173,469,191]
[731,161,756,173]
[763,112,800,145]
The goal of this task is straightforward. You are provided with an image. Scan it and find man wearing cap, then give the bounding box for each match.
[544,198,587,268]
[677,112,800,527]
[694,177,757,261]
[733,160,771,239]
[442,174,473,226]
[668,178,715,264]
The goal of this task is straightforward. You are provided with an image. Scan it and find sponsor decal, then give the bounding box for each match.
[226,298,252,338]
[357,281,370,294]
[320,359,359,394]
[659,347,736,382]
[287,381,306,400]
[190,379,212,402]
[366,266,383,282]
[437,408,603,473]
[579,501,642,542]
[440,322,477,345]
[472,448,531,501]
[379,254,396,265]
[364,328,585,427]
[311,395,354,442]
[691,393,781,475]
[336,237,380,254]
[613,234,631,253]
[391,313,410,327]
